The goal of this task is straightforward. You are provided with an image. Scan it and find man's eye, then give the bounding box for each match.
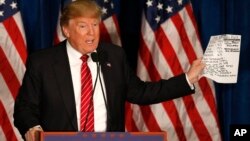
[93,23,98,26]
[79,25,86,28]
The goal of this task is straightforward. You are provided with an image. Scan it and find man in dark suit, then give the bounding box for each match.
[14,0,205,141]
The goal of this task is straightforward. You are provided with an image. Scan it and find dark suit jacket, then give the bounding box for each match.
[14,40,194,136]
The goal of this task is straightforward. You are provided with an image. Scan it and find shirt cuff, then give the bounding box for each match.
[29,125,42,131]
[185,73,194,90]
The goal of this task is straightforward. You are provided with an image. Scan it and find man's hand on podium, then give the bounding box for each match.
[25,126,43,141]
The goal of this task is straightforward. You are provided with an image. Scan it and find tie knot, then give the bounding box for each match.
[80,55,89,62]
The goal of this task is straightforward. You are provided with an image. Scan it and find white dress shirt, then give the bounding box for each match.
[67,41,107,132]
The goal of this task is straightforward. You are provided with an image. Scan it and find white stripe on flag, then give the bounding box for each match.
[13,13,27,44]
[103,16,121,46]
[0,23,26,83]
[141,13,173,78]
[180,6,203,58]
[172,99,199,141]
[136,56,150,81]
[150,103,179,141]
[160,18,190,71]
[0,127,7,141]
[0,75,23,141]
[130,104,148,131]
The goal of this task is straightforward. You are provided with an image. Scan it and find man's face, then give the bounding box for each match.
[63,17,100,54]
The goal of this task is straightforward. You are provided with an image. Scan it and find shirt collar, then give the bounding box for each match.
[66,41,83,61]
[66,41,96,62]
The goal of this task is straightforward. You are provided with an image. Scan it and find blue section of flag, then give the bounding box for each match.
[0,0,18,22]
[95,0,120,20]
[144,0,189,30]
[96,0,116,20]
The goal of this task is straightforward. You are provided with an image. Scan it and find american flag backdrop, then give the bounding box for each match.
[0,0,223,140]
[0,0,26,141]
[96,0,121,46]
[125,0,222,140]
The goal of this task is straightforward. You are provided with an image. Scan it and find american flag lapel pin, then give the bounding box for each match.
[106,62,111,67]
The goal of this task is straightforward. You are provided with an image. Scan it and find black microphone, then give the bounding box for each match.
[91,51,108,63]
[90,52,111,130]
[91,52,99,62]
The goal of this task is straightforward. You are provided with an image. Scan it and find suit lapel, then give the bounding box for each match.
[97,45,114,130]
[52,42,78,130]
[100,56,113,104]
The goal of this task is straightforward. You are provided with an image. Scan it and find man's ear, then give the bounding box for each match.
[62,26,69,38]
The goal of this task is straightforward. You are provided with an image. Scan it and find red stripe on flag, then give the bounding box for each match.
[171,13,197,63]
[3,17,27,64]
[138,37,162,131]
[0,101,18,141]
[99,22,112,43]
[198,78,220,127]
[182,6,221,126]
[0,47,21,99]
[182,96,213,141]
[155,16,212,141]
[165,13,213,141]
[139,37,161,81]
[139,106,162,131]
[125,102,139,131]
[185,5,201,43]
[154,28,188,141]
[111,15,121,36]
[161,102,187,141]
[155,27,183,75]
[53,32,61,45]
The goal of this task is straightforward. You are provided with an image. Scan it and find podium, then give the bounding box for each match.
[39,132,167,141]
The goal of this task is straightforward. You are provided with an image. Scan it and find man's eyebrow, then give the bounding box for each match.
[77,21,87,24]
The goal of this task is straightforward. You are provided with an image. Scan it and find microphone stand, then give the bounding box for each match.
[91,52,111,131]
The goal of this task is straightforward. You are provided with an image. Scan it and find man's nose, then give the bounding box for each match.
[88,25,94,35]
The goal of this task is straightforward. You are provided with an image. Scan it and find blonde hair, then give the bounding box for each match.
[60,0,102,27]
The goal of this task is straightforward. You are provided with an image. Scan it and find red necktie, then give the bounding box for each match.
[80,55,94,132]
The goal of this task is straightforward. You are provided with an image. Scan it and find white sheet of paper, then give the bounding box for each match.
[202,34,241,83]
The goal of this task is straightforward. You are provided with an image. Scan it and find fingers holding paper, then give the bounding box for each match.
[186,58,205,84]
